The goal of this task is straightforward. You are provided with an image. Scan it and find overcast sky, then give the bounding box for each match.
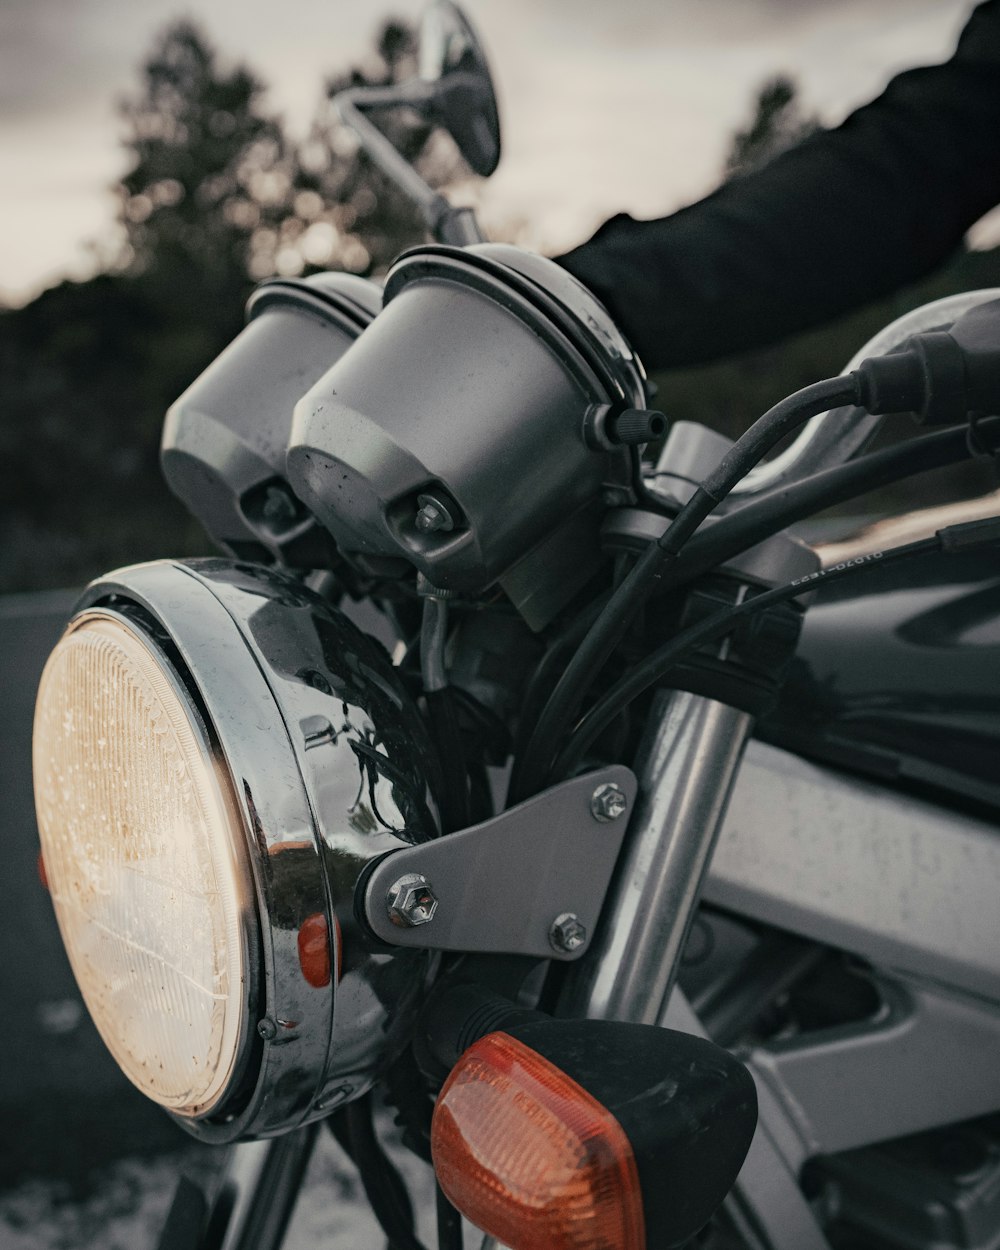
[0,0,987,307]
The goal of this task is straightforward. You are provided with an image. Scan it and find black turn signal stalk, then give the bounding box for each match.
[423,983,757,1249]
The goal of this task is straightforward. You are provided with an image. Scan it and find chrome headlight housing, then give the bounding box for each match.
[33,559,438,1142]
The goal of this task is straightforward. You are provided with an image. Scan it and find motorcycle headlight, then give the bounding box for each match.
[34,611,251,1117]
[33,559,438,1142]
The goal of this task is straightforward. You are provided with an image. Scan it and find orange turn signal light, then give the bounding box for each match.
[431,1030,645,1250]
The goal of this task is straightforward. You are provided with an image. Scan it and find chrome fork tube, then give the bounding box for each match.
[560,689,752,1024]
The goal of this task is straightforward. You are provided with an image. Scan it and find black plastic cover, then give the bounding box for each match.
[762,546,1000,814]
[504,1017,757,1248]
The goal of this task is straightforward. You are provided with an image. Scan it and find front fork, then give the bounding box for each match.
[562,679,834,1250]
[559,687,753,1023]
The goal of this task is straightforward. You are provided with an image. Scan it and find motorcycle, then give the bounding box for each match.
[30,4,1000,1249]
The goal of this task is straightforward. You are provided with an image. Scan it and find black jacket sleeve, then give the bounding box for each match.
[555,0,1000,370]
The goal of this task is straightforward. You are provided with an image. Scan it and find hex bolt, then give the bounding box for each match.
[590,782,628,823]
[262,483,300,529]
[415,493,456,534]
[549,912,588,954]
[386,873,439,927]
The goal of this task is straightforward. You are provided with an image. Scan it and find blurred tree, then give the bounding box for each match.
[0,15,474,593]
[724,74,820,180]
[118,16,467,289]
[292,18,467,276]
[118,20,295,311]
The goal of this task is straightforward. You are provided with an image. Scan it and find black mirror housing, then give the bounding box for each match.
[418,2,501,176]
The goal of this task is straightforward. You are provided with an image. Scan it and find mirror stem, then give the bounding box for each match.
[335,87,485,246]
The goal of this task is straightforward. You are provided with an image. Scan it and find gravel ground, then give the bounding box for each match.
[0,1157,188,1250]
[0,1126,456,1250]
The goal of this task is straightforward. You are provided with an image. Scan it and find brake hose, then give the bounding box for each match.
[510,374,861,801]
[551,517,1000,781]
[660,413,1000,594]
[517,294,1000,799]
[331,1095,429,1250]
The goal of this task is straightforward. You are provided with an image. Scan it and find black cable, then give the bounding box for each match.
[507,594,609,796]
[426,688,471,832]
[334,1094,429,1250]
[436,1182,464,1250]
[659,414,1000,594]
[511,374,861,801]
[629,444,674,516]
[551,531,950,782]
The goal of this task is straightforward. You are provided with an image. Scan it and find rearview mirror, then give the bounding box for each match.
[332,2,500,244]
[418,1,501,177]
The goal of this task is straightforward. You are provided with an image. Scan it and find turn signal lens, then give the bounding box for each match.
[431,1030,645,1250]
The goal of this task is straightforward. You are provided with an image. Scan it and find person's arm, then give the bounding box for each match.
[556,0,1000,370]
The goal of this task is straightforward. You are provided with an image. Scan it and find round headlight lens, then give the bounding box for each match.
[33,611,251,1117]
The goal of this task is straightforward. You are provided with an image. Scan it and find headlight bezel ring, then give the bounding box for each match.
[34,558,437,1142]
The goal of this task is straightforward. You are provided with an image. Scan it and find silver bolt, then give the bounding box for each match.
[257,1018,277,1041]
[262,484,299,528]
[386,873,439,927]
[549,912,588,954]
[590,782,628,822]
[415,493,456,534]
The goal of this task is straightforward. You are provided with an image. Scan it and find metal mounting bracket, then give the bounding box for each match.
[362,766,637,960]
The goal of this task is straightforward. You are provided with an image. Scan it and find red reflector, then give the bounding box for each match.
[297,913,331,988]
[431,1030,645,1250]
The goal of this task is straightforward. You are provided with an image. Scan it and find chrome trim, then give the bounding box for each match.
[73,559,437,1142]
[560,690,752,1023]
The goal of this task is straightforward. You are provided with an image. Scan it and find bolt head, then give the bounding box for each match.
[590,782,628,822]
[262,484,300,529]
[415,493,456,534]
[386,873,439,927]
[549,912,587,954]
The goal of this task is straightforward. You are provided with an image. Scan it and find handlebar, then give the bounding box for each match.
[730,288,1000,496]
